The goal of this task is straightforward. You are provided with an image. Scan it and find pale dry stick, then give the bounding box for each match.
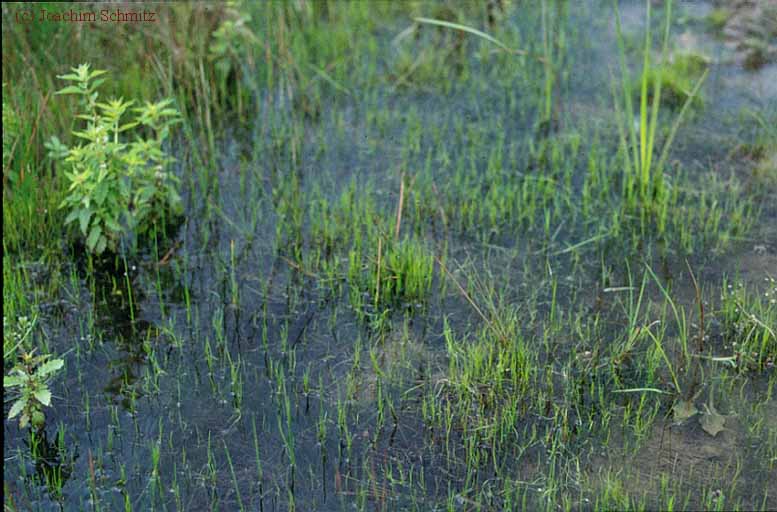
[157,241,183,266]
[413,17,543,62]
[395,173,405,240]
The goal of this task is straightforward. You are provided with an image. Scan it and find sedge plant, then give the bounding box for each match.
[612,0,709,235]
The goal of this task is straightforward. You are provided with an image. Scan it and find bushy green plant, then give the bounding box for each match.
[348,238,435,316]
[4,350,64,430]
[52,64,182,255]
[383,240,435,305]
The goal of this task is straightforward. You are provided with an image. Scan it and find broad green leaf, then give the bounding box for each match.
[19,412,29,429]
[118,122,139,132]
[89,78,106,92]
[95,235,107,255]
[8,397,27,419]
[64,209,80,226]
[78,209,92,235]
[86,224,101,252]
[72,130,93,141]
[33,388,52,407]
[4,375,25,387]
[55,85,84,95]
[36,359,64,377]
[94,182,109,206]
[88,69,108,80]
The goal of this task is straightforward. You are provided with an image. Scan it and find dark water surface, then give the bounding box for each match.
[4,1,776,510]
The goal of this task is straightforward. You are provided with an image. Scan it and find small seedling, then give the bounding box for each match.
[4,350,64,430]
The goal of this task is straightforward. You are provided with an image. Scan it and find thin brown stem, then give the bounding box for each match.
[375,237,382,309]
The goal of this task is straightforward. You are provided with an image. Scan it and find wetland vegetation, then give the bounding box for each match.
[3,1,776,510]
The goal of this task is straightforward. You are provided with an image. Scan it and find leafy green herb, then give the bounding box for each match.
[4,350,64,430]
[53,64,182,255]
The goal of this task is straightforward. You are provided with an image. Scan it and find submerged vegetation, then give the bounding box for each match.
[3,0,776,510]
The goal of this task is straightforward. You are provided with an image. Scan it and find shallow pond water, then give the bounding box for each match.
[4,1,776,510]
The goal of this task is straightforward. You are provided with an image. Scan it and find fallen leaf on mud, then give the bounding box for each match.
[673,399,698,422]
[700,403,726,437]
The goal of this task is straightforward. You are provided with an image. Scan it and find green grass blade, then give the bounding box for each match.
[610,71,634,181]
[645,264,683,334]
[640,0,652,189]
[644,0,674,187]
[645,329,682,396]
[613,1,640,178]
[612,388,672,394]
[655,68,709,177]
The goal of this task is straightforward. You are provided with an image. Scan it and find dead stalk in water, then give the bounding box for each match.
[395,173,405,240]
[375,237,382,310]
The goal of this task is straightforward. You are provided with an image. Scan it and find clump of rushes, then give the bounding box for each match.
[612,0,708,236]
[4,350,64,430]
[52,64,182,255]
[349,237,435,315]
[382,238,435,305]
